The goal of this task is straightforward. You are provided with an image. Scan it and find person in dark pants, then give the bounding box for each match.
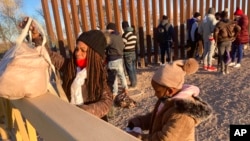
[156,15,175,65]
[187,12,201,58]
[122,21,138,88]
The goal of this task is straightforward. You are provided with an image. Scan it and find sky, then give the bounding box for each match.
[22,0,42,17]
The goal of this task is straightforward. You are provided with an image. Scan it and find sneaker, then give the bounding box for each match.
[234,63,241,68]
[207,66,217,72]
[203,66,208,70]
[228,62,236,67]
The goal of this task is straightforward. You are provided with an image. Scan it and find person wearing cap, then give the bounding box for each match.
[228,8,249,68]
[214,11,241,75]
[121,21,138,89]
[19,18,113,121]
[105,22,129,98]
[198,7,218,72]
[187,12,202,58]
[126,58,213,141]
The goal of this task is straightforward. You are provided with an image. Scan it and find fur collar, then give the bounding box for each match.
[173,96,213,121]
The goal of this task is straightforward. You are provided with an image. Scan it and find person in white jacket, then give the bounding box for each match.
[198,7,218,72]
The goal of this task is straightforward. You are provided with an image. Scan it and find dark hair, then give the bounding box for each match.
[193,12,201,18]
[215,12,221,17]
[221,11,228,19]
[162,15,168,20]
[85,47,108,101]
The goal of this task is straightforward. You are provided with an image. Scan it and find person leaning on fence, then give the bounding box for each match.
[214,11,241,75]
[198,7,218,72]
[105,22,129,99]
[121,21,138,89]
[126,58,213,141]
[228,7,249,68]
[19,17,113,121]
[186,12,202,58]
[156,15,175,65]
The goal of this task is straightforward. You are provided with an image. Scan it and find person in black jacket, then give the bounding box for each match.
[156,15,175,65]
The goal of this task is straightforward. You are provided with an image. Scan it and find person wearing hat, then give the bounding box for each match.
[126,58,213,141]
[214,11,241,74]
[198,7,218,72]
[156,15,175,65]
[105,22,129,99]
[121,21,138,89]
[228,8,249,68]
[19,17,113,121]
[187,12,202,58]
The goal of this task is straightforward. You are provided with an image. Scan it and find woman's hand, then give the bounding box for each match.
[19,17,40,39]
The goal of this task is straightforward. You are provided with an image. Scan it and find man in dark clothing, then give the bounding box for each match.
[156,15,175,65]
[106,23,128,98]
[187,12,202,58]
[122,21,137,88]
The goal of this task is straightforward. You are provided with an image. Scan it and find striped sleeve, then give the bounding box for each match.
[122,31,137,51]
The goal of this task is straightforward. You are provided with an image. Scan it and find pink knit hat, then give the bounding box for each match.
[152,58,199,89]
[234,8,243,16]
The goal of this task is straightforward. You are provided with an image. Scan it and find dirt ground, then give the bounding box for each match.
[109,49,250,141]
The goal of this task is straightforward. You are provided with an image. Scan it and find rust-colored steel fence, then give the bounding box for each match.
[41,0,250,67]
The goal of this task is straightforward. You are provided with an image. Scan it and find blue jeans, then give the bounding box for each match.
[231,43,243,64]
[159,41,172,64]
[124,52,137,87]
[108,58,128,95]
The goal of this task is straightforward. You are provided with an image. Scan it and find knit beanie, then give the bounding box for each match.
[152,58,199,89]
[234,8,243,16]
[77,30,107,57]
[106,22,117,31]
[122,21,129,29]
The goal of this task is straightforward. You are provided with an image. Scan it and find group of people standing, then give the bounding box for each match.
[187,7,249,75]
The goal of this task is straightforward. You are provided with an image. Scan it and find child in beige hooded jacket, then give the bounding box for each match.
[127,58,213,141]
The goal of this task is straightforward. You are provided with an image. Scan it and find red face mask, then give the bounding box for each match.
[76,58,87,69]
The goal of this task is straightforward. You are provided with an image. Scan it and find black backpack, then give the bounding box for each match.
[156,23,171,44]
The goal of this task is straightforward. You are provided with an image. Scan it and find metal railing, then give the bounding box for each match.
[0,94,139,141]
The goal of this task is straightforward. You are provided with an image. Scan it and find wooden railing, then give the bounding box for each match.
[0,94,139,141]
[41,0,250,67]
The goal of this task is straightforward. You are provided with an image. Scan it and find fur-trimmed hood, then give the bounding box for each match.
[173,96,213,122]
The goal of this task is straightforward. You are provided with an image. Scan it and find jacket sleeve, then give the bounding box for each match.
[214,25,220,43]
[143,114,195,141]
[127,113,152,130]
[80,87,113,118]
[198,23,203,35]
[210,17,218,33]
[46,46,66,71]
